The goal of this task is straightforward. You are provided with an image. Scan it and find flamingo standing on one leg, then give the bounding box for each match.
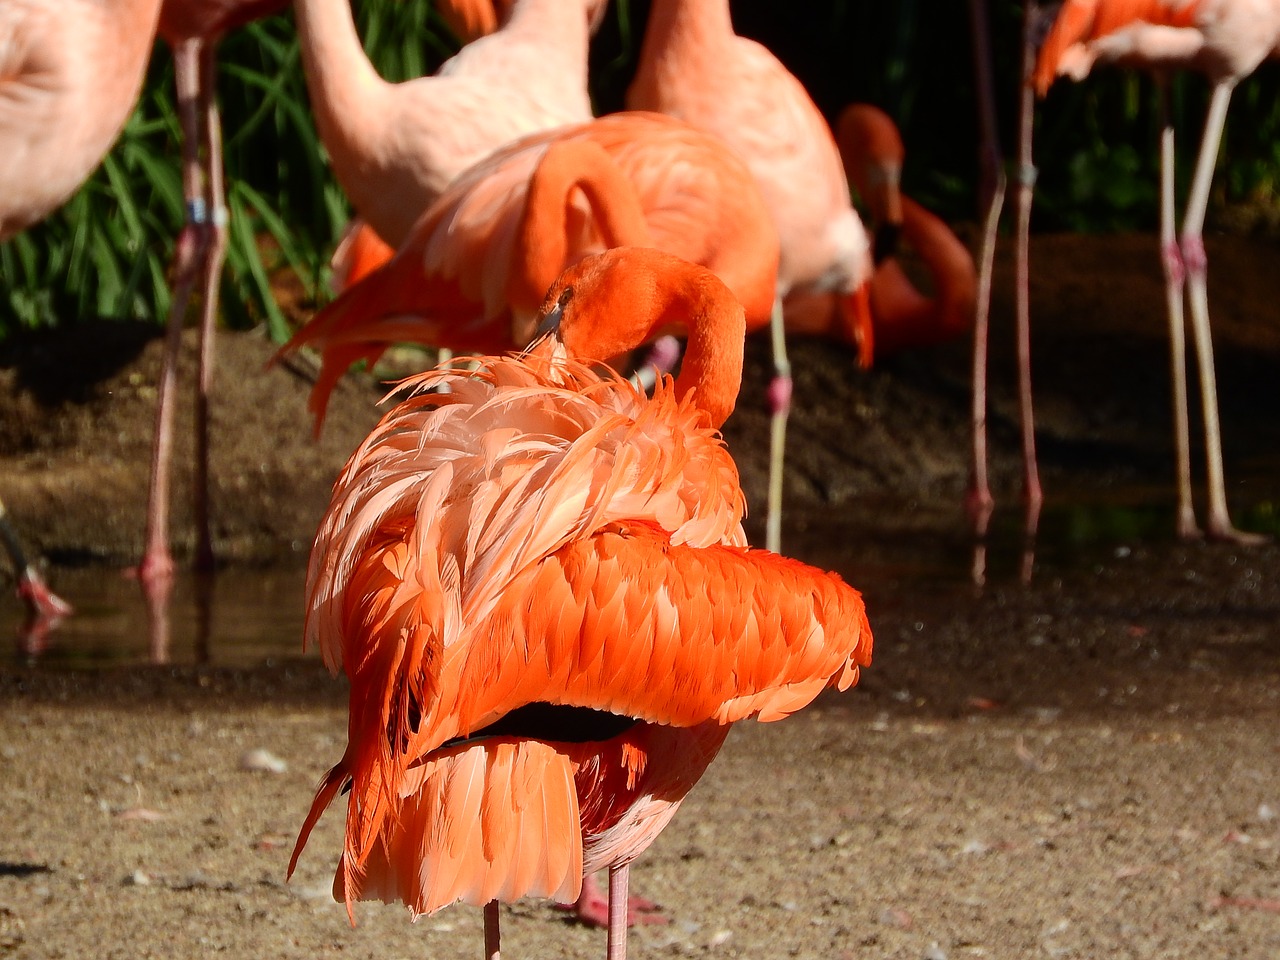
[273,111,779,435]
[287,246,874,960]
[0,0,167,634]
[1034,0,1279,543]
[626,0,874,555]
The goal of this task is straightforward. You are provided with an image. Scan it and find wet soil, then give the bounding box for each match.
[0,233,1278,958]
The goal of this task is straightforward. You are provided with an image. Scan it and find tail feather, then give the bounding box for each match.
[1034,0,1203,94]
[350,738,583,917]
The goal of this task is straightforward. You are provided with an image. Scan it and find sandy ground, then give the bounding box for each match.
[0,233,1277,958]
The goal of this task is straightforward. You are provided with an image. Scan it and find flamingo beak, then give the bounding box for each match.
[838,282,875,370]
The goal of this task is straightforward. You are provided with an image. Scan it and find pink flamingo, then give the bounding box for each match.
[292,0,606,251]
[0,0,167,632]
[626,0,874,554]
[274,112,779,439]
[288,246,873,960]
[1034,0,1279,543]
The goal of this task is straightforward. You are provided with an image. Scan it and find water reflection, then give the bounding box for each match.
[1,566,308,668]
[7,473,1276,670]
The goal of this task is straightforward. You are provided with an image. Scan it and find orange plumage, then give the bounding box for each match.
[275,112,779,433]
[289,249,872,939]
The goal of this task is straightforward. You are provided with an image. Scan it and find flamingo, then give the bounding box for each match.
[626,0,874,554]
[1034,0,1279,543]
[0,0,167,630]
[273,111,779,435]
[435,0,515,45]
[287,246,874,960]
[784,105,977,367]
[292,0,605,251]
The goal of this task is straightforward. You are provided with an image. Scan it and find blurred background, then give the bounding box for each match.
[3,0,1278,342]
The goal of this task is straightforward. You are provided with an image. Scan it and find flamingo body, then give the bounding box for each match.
[276,112,780,431]
[1034,0,1280,91]
[627,0,869,300]
[289,249,872,933]
[295,0,603,249]
[0,0,161,240]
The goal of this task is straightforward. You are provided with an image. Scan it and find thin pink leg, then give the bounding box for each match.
[965,0,1005,539]
[193,44,229,573]
[1012,2,1042,540]
[607,865,628,960]
[1179,83,1267,545]
[1156,85,1200,540]
[484,901,500,960]
[140,40,206,591]
[765,297,791,554]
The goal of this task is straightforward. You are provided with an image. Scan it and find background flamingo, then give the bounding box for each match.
[1034,0,1279,543]
[292,0,605,251]
[274,111,779,434]
[288,247,873,960]
[0,0,166,630]
[784,104,976,366]
[626,0,874,554]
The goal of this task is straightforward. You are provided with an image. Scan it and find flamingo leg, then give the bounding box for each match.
[0,491,71,627]
[606,865,629,960]
[965,0,1006,539]
[1178,82,1266,544]
[193,43,229,572]
[765,297,791,554]
[484,900,500,960]
[141,39,206,593]
[1157,84,1199,540]
[1013,1,1043,541]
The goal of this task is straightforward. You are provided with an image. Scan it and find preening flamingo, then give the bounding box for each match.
[138,0,290,612]
[288,246,874,960]
[293,0,604,250]
[1034,0,1280,543]
[274,112,779,434]
[0,0,166,628]
[784,104,976,367]
[626,0,874,553]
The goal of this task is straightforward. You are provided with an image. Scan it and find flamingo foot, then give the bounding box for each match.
[559,874,667,928]
[1204,518,1269,546]
[16,568,72,622]
[1174,507,1203,542]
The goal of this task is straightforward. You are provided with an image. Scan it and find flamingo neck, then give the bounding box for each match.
[556,250,745,428]
[871,199,976,355]
[514,138,652,327]
[635,0,735,90]
[293,0,390,169]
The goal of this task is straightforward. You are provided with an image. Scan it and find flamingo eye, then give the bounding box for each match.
[557,286,574,309]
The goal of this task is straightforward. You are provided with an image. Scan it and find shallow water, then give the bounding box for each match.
[6,467,1278,671]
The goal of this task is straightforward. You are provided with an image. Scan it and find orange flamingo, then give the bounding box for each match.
[435,0,516,44]
[784,105,977,367]
[0,0,167,631]
[274,112,779,434]
[293,0,605,251]
[1034,0,1278,543]
[626,0,874,554]
[288,246,874,960]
